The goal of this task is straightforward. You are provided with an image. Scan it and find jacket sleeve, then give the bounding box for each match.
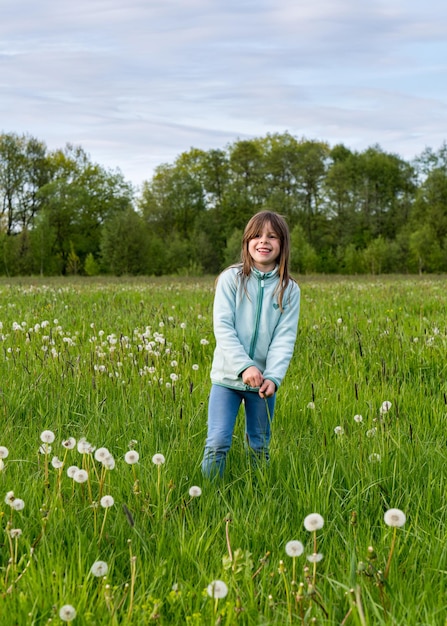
[213,270,254,377]
[263,282,300,389]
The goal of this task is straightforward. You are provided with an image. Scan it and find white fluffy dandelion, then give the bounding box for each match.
[307,553,324,563]
[304,513,324,532]
[353,414,363,423]
[90,560,109,577]
[207,580,228,599]
[59,605,77,622]
[188,486,202,497]
[51,456,64,469]
[380,401,392,414]
[9,528,22,538]
[73,469,88,483]
[62,437,76,449]
[103,456,116,470]
[11,498,25,511]
[94,447,111,462]
[67,465,79,478]
[100,495,115,508]
[285,540,304,557]
[0,446,9,458]
[384,508,406,527]
[334,426,344,435]
[77,438,95,454]
[5,490,15,505]
[152,453,165,465]
[124,450,140,465]
[40,430,55,443]
[307,401,315,409]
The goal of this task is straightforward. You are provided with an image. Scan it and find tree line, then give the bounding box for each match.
[1,131,447,276]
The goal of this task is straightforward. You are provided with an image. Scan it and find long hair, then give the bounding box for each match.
[240,210,293,311]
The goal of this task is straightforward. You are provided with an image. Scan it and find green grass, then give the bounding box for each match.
[1,274,447,624]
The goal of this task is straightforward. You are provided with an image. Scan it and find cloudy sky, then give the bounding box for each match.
[2,0,447,188]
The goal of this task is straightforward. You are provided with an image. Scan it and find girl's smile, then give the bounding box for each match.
[248,222,281,272]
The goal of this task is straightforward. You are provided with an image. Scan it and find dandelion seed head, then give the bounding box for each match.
[334,426,344,435]
[67,465,79,478]
[207,579,228,599]
[192,364,199,371]
[0,446,9,458]
[39,443,52,454]
[189,486,202,497]
[11,498,25,511]
[51,456,64,469]
[354,414,363,423]
[366,428,377,438]
[307,553,324,563]
[384,508,406,527]
[90,560,109,577]
[9,528,22,538]
[100,495,115,508]
[103,456,116,470]
[152,453,165,465]
[59,605,77,622]
[285,540,304,557]
[73,469,88,483]
[94,447,111,462]
[40,430,55,443]
[62,437,76,449]
[307,401,315,409]
[5,490,15,505]
[124,450,139,465]
[77,438,95,454]
[380,401,392,414]
[304,513,324,532]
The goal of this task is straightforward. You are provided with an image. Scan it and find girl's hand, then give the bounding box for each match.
[259,379,276,398]
[242,366,264,388]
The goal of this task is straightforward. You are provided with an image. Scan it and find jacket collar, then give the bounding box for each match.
[251,265,279,280]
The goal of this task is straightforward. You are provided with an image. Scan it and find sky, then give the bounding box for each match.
[2,0,447,189]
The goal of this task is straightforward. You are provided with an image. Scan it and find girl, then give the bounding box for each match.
[201,210,300,478]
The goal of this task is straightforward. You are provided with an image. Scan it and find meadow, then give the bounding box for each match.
[1,274,447,625]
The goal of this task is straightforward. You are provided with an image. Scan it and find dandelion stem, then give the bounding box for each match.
[127,542,137,621]
[312,530,318,586]
[225,517,233,563]
[98,508,109,544]
[384,527,397,579]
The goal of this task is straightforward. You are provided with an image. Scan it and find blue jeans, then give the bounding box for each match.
[201,384,276,478]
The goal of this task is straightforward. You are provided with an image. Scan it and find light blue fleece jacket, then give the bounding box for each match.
[210,264,300,392]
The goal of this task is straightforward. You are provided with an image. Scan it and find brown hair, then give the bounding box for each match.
[240,210,293,311]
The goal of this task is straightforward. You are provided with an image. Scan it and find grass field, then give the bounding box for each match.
[1,275,447,625]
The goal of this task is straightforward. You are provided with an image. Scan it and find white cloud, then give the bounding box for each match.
[1,0,447,187]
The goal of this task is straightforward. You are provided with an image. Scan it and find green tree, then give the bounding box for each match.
[290,223,319,274]
[0,132,50,235]
[84,252,100,276]
[100,207,163,275]
[409,224,443,274]
[37,145,133,273]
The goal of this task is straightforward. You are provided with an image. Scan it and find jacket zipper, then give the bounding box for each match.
[248,274,264,358]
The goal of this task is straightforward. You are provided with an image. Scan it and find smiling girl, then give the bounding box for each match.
[201,210,300,478]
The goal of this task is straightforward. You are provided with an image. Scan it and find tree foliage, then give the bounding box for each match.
[1,131,447,275]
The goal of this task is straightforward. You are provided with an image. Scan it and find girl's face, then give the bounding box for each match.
[247,221,281,272]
